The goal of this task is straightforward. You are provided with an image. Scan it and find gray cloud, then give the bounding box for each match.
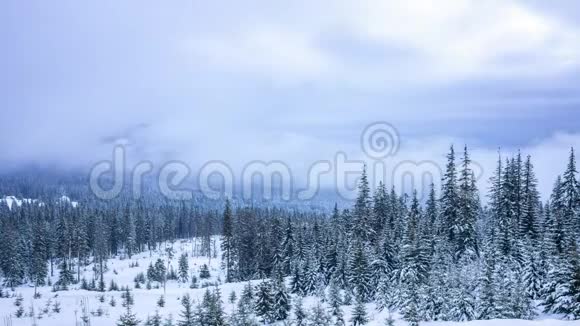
[1,0,580,199]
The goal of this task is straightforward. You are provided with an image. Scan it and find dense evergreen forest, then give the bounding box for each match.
[1,146,580,325]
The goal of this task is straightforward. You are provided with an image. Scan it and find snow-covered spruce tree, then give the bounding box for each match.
[290,264,305,295]
[178,293,195,326]
[542,240,580,319]
[399,190,426,325]
[522,238,543,300]
[272,277,291,321]
[229,291,237,305]
[500,158,520,259]
[510,269,536,320]
[124,208,137,259]
[328,279,342,316]
[350,296,369,326]
[178,253,189,283]
[547,177,567,256]
[281,217,295,276]
[117,306,140,326]
[193,302,209,326]
[440,145,460,259]
[145,311,163,326]
[221,199,235,282]
[457,146,480,260]
[352,165,374,243]
[232,286,259,326]
[0,224,25,288]
[561,148,579,239]
[477,249,499,320]
[348,241,373,302]
[157,295,165,308]
[372,181,389,244]
[375,274,398,314]
[371,225,398,294]
[493,258,517,318]
[121,288,135,307]
[254,280,274,324]
[401,276,420,326]
[238,282,254,312]
[202,287,226,326]
[384,313,395,326]
[57,258,74,290]
[118,287,140,326]
[292,297,307,326]
[230,305,259,326]
[520,155,541,240]
[422,237,452,321]
[30,218,48,296]
[307,303,331,326]
[424,183,439,255]
[447,258,476,322]
[154,259,167,284]
[302,250,320,295]
[334,307,346,326]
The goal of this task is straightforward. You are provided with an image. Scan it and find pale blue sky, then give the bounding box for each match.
[2,0,580,196]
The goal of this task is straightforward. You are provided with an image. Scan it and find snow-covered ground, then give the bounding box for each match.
[0,195,78,210]
[1,196,39,210]
[0,237,579,326]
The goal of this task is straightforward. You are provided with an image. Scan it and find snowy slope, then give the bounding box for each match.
[0,195,78,210]
[0,237,578,326]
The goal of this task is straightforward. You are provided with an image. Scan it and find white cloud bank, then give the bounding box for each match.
[186,0,580,86]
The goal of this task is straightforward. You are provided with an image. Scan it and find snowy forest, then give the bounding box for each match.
[1,145,580,326]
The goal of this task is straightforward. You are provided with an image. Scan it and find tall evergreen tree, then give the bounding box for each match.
[352,166,373,242]
[221,199,235,282]
[441,146,460,257]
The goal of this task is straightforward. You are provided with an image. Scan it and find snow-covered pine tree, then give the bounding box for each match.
[562,148,579,240]
[542,240,580,319]
[208,287,226,326]
[178,294,195,326]
[145,311,163,326]
[441,145,460,258]
[347,241,373,302]
[254,280,274,324]
[457,146,480,260]
[221,199,235,282]
[238,282,254,311]
[30,218,48,295]
[372,182,389,243]
[302,249,320,295]
[477,249,498,320]
[178,253,189,283]
[328,279,342,317]
[124,207,137,259]
[522,238,543,300]
[350,296,369,326]
[117,306,140,326]
[520,155,540,239]
[57,258,74,290]
[447,259,476,322]
[308,303,331,326]
[292,297,307,326]
[272,277,291,321]
[352,165,373,243]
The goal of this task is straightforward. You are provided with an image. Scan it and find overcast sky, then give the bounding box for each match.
[2,0,580,198]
